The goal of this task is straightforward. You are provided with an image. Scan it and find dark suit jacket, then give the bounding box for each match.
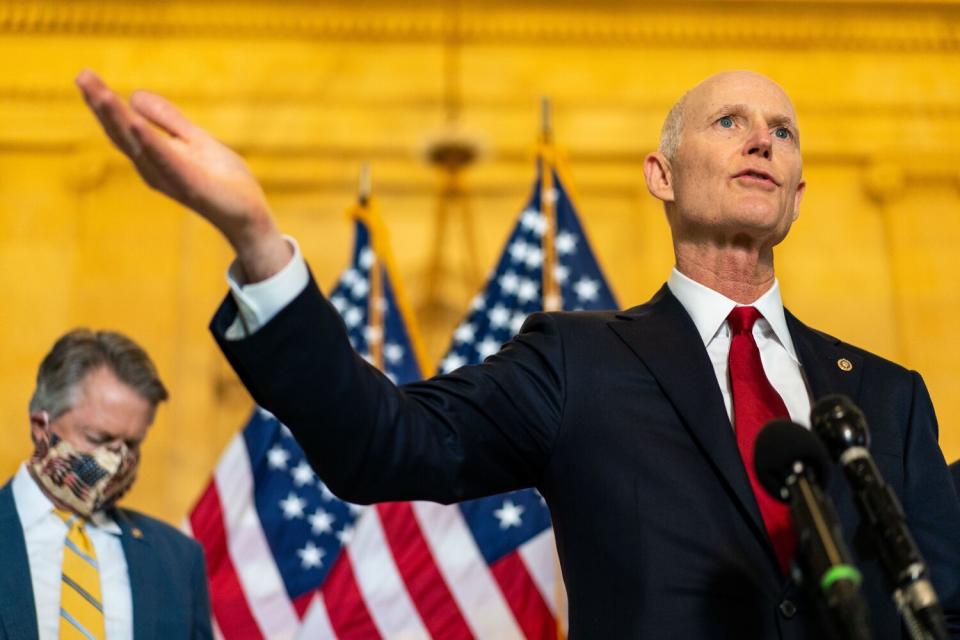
[212,277,960,639]
[0,481,212,639]
[951,461,960,499]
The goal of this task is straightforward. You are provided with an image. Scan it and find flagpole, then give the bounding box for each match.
[356,164,385,371]
[539,96,561,313]
[538,98,569,640]
[348,165,432,377]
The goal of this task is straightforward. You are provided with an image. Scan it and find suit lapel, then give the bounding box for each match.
[116,510,156,640]
[0,482,39,640]
[608,286,772,554]
[785,311,863,406]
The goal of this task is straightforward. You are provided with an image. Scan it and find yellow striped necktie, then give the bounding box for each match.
[55,509,105,640]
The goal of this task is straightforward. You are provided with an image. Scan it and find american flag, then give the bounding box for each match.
[187,154,616,638]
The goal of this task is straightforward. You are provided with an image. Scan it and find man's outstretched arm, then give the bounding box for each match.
[75,70,291,284]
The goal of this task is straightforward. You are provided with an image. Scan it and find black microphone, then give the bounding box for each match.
[755,419,873,640]
[811,395,948,640]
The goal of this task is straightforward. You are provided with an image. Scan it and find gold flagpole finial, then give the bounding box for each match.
[540,96,553,145]
[358,162,372,206]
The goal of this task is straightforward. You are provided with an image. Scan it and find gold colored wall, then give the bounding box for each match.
[2,0,960,524]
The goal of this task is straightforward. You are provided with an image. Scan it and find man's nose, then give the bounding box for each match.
[744,124,772,159]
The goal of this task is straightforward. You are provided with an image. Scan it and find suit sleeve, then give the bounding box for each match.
[190,541,213,640]
[211,274,566,505]
[902,371,960,637]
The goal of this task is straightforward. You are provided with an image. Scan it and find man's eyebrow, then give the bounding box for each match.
[707,104,750,120]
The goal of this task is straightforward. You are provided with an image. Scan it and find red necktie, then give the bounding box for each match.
[727,306,795,575]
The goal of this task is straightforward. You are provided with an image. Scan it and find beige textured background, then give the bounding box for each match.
[2,0,960,524]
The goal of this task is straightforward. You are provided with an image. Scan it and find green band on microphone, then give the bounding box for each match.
[821,565,862,592]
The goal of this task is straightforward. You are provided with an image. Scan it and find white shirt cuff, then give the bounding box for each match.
[224,236,309,339]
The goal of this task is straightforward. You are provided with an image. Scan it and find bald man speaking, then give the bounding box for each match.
[77,70,960,638]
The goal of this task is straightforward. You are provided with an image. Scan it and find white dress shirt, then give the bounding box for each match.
[667,267,812,428]
[225,236,309,340]
[225,244,812,427]
[12,464,133,640]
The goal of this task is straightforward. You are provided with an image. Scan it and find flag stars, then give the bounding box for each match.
[516,279,539,304]
[359,247,376,270]
[573,276,600,302]
[308,508,336,535]
[336,525,355,545]
[509,240,529,263]
[343,307,364,328]
[297,541,326,570]
[524,247,544,269]
[330,295,347,314]
[556,231,578,256]
[441,352,467,374]
[470,295,486,311]
[279,492,307,520]
[341,268,360,287]
[494,499,525,529]
[554,264,570,285]
[319,482,336,502]
[267,445,291,470]
[476,337,500,360]
[291,460,316,487]
[454,323,476,344]
[510,312,527,335]
[488,305,510,329]
[499,271,520,295]
[521,210,547,236]
[384,343,405,365]
[351,278,370,299]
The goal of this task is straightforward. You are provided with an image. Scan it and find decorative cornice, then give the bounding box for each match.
[2,1,960,51]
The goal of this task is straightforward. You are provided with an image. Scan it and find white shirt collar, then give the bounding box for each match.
[666,267,800,364]
[12,463,121,535]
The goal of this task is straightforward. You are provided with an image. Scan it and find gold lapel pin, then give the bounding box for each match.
[837,358,853,372]
[131,527,144,539]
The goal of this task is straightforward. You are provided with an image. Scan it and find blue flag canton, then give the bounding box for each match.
[245,218,424,600]
[551,169,618,314]
[328,220,423,386]
[439,161,618,563]
[440,164,617,375]
[244,409,363,599]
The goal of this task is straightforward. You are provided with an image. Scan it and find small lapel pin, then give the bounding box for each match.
[131,527,143,539]
[837,358,853,372]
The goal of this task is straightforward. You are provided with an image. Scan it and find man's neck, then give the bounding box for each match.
[673,242,775,304]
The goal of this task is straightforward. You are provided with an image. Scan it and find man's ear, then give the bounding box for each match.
[643,151,675,203]
[29,410,49,443]
[791,177,806,222]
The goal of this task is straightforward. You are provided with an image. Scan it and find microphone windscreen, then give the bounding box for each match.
[754,419,833,502]
[810,394,870,459]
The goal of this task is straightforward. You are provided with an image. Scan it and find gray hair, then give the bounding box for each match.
[29,328,168,419]
[659,91,689,161]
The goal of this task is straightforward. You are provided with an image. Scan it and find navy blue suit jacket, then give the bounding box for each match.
[212,277,960,639]
[0,481,212,639]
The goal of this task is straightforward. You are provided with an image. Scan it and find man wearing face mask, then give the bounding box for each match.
[0,329,212,640]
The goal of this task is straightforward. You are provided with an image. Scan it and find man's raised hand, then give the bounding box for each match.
[75,69,291,282]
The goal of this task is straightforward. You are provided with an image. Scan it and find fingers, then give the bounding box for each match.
[130,90,195,140]
[129,124,193,203]
[75,69,143,160]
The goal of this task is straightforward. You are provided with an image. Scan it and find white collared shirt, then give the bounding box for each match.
[12,464,134,640]
[667,268,812,428]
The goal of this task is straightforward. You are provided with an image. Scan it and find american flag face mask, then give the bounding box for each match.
[28,419,140,518]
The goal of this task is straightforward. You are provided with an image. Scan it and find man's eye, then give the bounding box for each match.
[718,116,734,128]
[774,127,792,140]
